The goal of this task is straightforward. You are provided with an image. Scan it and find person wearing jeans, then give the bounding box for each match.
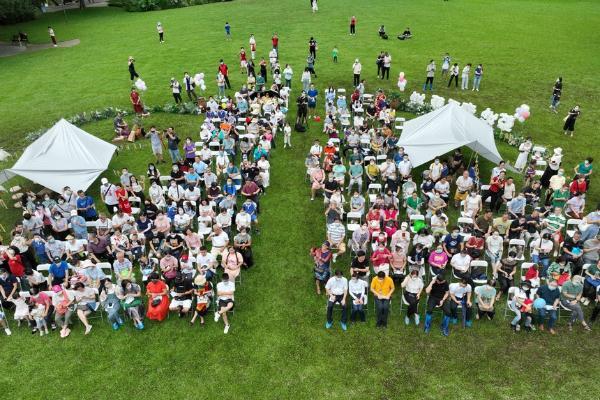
[535,281,560,334]
[447,279,472,332]
[472,64,483,91]
[371,271,395,328]
[560,275,591,331]
[424,273,450,335]
[325,270,348,330]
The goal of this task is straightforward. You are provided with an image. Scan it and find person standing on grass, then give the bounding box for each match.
[423,60,435,91]
[156,22,164,43]
[352,59,362,87]
[550,77,562,113]
[170,78,182,104]
[48,26,57,47]
[147,126,165,164]
[312,0,318,13]
[249,34,257,60]
[216,72,226,99]
[350,16,357,35]
[128,56,139,81]
[325,270,348,331]
[332,46,338,63]
[271,32,279,50]
[283,122,292,148]
[461,63,471,90]
[382,52,392,80]
[218,59,231,89]
[183,72,197,102]
[376,51,385,78]
[224,22,231,40]
[563,105,580,137]
[239,47,248,74]
[309,37,318,60]
[447,63,459,88]
[441,53,451,77]
[307,54,317,78]
[307,84,318,119]
[472,64,483,91]
[371,271,395,328]
[283,64,293,88]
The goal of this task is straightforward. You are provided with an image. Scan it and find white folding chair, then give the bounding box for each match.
[508,238,526,261]
[376,154,387,165]
[470,260,489,285]
[367,183,382,204]
[519,262,535,283]
[394,117,405,132]
[209,141,221,157]
[503,286,519,319]
[346,211,362,232]
[457,217,474,233]
[534,160,547,177]
[565,218,582,238]
[532,146,546,157]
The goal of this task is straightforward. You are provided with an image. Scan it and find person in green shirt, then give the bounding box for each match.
[347,160,363,193]
[332,160,346,185]
[475,280,496,320]
[405,192,423,217]
[332,46,338,63]
[560,275,591,331]
[551,185,570,208]
[546,255,572,279]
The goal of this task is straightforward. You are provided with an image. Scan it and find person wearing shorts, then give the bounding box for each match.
[214,273,235,334]
[169,273,193,317]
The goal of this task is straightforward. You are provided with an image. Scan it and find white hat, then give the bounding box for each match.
[101,178,108,184]
[70,210,78,216]
[401,222,408,228]
[553,147,562,155]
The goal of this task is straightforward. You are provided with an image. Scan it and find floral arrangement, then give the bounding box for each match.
[430,95,445,110]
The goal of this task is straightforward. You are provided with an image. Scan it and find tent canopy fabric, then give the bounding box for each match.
[7,119,117,193]
[396,102,503,169]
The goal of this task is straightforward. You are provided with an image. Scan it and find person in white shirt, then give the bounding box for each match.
[382,52,392,80]
[196,247,216,280]
[283,122,292,148]
[447,63,459,88]
[215,151,229,177]
[397,156,412,181]
[215,209,232,233]
[450,249,472,284]
[173,208,191,232]
[448,279,473,329]
[100,178,119,214]
[461,63,471,90]
[111,211,134,234]
[214,273,235,334]
[348,272,367,322]
[502,177,516,203]
[156,22,164,43]
[352,59,362,87]
[454,171,474,207]
[183,185,201,203]
[167,181,184,204]
[429,159,443,182]
[490,161,506,180]
[325,270,348,330]
[310,140,323,157]
[379,159,396,181]
[207,225,229,257]
[235,209,251,231]
[401,269,424,325]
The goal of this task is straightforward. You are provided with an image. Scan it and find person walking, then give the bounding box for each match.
[170,78,182,104]
[48,26,57,47]
[447,63,459,88]
[382,52,392,80]
[309,37,318,59]
[423,60,435,91]
[224,22,231,40]
[472,64,483,91]
[218,60,231,89]
[352,59,362,87]
[563,105,581,137]
[156,22,164,43]
[350,16,357,35]
[370,271,395,328]
[550,77,562,113]
[325,270,348,330]
[183,72,197,101]
[461,63,471,90]
[128,56,139,81]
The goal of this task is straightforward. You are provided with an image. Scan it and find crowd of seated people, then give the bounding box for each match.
[308,88,599,336]
[0,87,287,337]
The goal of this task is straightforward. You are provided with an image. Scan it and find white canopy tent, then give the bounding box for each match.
[4,119,117,193]
[396,102,503,168]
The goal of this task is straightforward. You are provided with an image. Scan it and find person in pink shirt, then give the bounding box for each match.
[428,244,449,276]
[371,243,392,276]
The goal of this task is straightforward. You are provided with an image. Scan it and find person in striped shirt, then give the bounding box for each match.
[327,217,346,262]
[543,207,566,253]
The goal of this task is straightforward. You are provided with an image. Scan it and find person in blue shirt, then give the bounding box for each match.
[192,156,208,177]
[223,179,237,196]
[31,235,49,264]
[242,199,259,234]
[224,22,231,40]
[443,228,464,256]
[69,210,87,240]
[307,84,318,118]
[76,190,97,221]
[166,203,177,221]
[184,169,200,189]
[49,258,69,286]
[226,162,242,186]
[253,145,268,161]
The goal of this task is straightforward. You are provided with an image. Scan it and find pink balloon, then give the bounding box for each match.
[521,111,530,119]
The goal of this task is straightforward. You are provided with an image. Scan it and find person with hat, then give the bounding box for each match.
[69,209,87,240]
[324,269,349,330]
[215,273,235,334]
[99,178,119,215]
[190,274,213,326]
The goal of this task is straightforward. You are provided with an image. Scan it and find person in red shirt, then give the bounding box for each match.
[350,16,357,35]
[239,47,247,74]
[218,60,231,89]
[3,249,25,278]
[271,33,279,50]
[371,242,392,275]
[483,171,506,212]
[569,174,587,195]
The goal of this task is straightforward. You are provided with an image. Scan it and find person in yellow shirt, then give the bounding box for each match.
[370,271,395,327]
[365,159,380,184]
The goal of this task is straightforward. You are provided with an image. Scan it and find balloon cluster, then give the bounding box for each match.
[430,95,445,110]
[480,108,499,126]
[397,72,407,92]
[134,78,147,91]
[194,73,207,91]
[514,104,531,123]
[409,91,425,106]
[447,98,460,106]
[461,102,477,115]
[497,113,515,132]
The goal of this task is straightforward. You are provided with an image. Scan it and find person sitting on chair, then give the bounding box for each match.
[325,269,348,330]
[398,27,412,40]
[214,273,235,334]
[169,273,193,318]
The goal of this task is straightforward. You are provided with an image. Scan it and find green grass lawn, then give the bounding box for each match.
[0,1,599,398]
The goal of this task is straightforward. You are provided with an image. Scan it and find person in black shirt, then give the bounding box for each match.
[523,181,542,208]
[508,216,527,240]
[350,251,369,281]
[297,91,309,125]
[147,227,164,256]
[308,37,317,59]
[323,175,339,200]
[169,273,194,317]
[424,272,450,334]
[562,231,584,274]
[550,77,562,113]
[143,200,159,220]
